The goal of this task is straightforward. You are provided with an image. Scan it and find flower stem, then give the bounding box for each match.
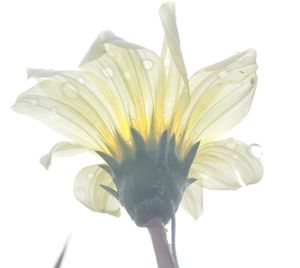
[147,217,176,268]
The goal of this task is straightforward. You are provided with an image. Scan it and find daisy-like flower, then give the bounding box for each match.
[13,2,263,267]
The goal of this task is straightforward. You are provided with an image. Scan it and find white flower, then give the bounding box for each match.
[12,2,263,224]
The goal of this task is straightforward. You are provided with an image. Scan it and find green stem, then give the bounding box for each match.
[147,218,176,268]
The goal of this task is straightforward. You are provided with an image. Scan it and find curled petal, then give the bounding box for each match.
[74,165,120,216]
[180,182,203,220]
[40,141,94,169]
[189,139,263,190]
[183,49,257,143]
[159,2,190,133]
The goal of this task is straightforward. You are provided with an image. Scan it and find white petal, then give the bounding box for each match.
[80,31,162,139]
[180,182,203,220]
[159,2,190,132]
[40,141,94,169]
[189,139,263,190]
[74,165,120,216]
[183,49,258,143]
[80,31,142,66]
[13,70,119,152]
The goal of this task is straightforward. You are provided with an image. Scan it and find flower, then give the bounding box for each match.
[12,3,263,226]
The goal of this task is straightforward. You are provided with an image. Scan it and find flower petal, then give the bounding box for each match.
[40,141,94,169]
[159,2,190,133]
[80,31,162,140]
[183,49,257,143]
[12,70,119,152]
[189,138,263,190]
[73,165,120,216]
[180,182,203,220]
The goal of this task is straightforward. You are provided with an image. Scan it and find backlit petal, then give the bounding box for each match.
[159,2,190,133]
[80,31,162,141]
[40,141,94,169]
[189,138,263,190]
[12,70,119,152]
[180,182,203,220]
[183,49,257,143]
[73,165,120,216]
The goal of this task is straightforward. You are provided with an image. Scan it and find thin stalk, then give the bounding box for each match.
[147,217,175,268]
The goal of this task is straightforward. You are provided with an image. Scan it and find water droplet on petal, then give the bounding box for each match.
[102,68,114,78]
[142,59,154,70]
[62,83,79,99]
[77,77,85,84]
[218,71,228,79]
[200,172,210,181]
[225,142,236,149]
[248,144,263,159]
[124,72,131,80]
[48,107,59,120]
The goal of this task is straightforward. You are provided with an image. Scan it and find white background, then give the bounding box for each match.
[1,0,300,267]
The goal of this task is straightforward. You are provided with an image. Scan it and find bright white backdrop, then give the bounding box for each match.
[1,0,300,267]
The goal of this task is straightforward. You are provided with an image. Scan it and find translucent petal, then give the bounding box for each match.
[183,49,257,143]
[159,2,190,133]
[80,31,162,141]
[40,141,94,169]
[74,165,120,216]
[180,182,203,220]
[12,70,120,152]
[189,138,263,190]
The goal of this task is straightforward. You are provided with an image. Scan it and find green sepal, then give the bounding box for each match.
[100,184,120,201]
[181,141,200,176]
[155,130,168,164]
[96,151,120,176]
[186,177,197,188]
[167,134,179,167]
[130,127,146,154]
[98,164,113,176]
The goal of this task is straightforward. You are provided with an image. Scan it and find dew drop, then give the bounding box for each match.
[77,77,85,84]
[248,144,263,159]
[200,172,210,181]
[62,83,79,99]
[102,68,114,78]
[218,71,228,79]
[142,59,154,70]
[48,107,59,120]
[225,142,236,149]
[124,72,131,80]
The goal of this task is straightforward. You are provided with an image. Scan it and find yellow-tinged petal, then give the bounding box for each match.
[189,138,263,190]
[159,2,190,134]
[180,182,203,220]
[12,70,120,152]
[80,31,162,142]
[183,49,257,143]
[74,165,120,216]
[40,141,95,169]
